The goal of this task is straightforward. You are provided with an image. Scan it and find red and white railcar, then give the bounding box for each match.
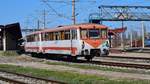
[24,23,109,60]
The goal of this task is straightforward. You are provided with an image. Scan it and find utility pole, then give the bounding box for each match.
[121,21,125,49]
[72,0,76,24]
[37,19,40,30]
[130,30,133,47]
[3,26,6,51]
[25,16,30,35]
[43,9,46,29]
[141,21,145,48]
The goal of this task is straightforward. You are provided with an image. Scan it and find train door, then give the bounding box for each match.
[38,33,42,52]
[70,29,77,56]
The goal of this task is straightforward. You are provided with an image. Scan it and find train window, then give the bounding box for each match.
[53,32,56,40]
[49,32,54,40]
[58,32,61,40]
[26,36,30,42]
[60,31,65,40]
[64,30,70,40]
[89,29,100,39]
[81,30,88,39]
[34,34,39,41]
[27,35,34,42]
[45,33,49,41]
[101,29,107,38]
[47,32,50,40]
[71,29,77,39]
[55,32,61,40]
[41,33,45,41]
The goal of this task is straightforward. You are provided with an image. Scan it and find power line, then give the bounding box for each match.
[41,0,97,25]
[41,0,71,20]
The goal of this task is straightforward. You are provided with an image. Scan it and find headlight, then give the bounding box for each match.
[102,41,109,47]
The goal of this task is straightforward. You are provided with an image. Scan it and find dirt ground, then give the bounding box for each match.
[1,54,150,80]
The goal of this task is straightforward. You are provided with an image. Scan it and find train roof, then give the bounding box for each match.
[27,23,108,36]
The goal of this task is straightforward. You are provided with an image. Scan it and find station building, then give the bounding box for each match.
[0,23,22,51]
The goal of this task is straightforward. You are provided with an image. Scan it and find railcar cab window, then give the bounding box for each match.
[81,29,100,39]
[89,29,100,39]
[80,29,107,39]
[101,29,107,39]
[81,29,88,39]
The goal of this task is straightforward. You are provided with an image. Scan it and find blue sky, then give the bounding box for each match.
[0,0,150,33]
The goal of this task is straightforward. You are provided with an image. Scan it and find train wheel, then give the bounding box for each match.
[67,56,77,62]
[96,51,101,57]
[103,49,109,56]
[31,53,37,57]
[85,55,93,61]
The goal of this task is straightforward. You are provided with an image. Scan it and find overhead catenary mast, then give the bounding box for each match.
[43,9,46,29]
[72,0,76,24]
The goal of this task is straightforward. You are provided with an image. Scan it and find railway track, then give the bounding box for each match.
[26,54,150,70]
[77,56,150,69]
[89,60,150,69]
[0,69,66,84]
[101,56,150,60]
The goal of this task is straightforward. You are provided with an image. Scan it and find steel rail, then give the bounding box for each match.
[0,69,66,84]
[101,56,150,60]
[90,61,150,69]
[0,76,26,84]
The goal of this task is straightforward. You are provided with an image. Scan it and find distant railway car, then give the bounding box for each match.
[24,23,109,61]
[145,39,150,47]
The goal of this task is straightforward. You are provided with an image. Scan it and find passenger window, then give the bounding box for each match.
[34,34,39,41]
[71,29,77,39]
[64,30,70,40]
[61,31,65,40]
[41,33,45,41]
[53,32,59,40]
[50,32,54,40]
[27,35,35,42]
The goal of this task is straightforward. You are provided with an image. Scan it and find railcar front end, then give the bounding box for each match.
[77,27,109,60]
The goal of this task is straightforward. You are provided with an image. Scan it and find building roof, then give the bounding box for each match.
[0,23,22,39]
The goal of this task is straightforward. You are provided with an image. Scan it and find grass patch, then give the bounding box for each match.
[0,51,19,56]
[45,61,150,74]
[0,64,149,84]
